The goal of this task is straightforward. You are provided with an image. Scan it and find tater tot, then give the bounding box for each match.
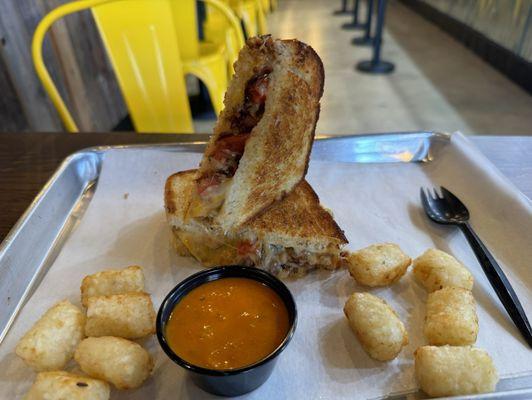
[343,293,408,361]
[16,300,85,371]
[425,287,478,345]
[85,293,155,339]
[81,265,145,307]
[415,345,498,397]
[413,249,473,292]
[24,371,110,400]
[74,337,153,390]
[347,243,411,287]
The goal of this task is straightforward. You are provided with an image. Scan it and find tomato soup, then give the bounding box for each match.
[165,277,290,370]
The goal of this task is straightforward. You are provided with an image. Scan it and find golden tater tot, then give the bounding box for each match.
[413,249,473,292]
[24,371,110,400]
[85,293,155,339]
[343,293,408,361]
[415,345,498,397]
[81,265,145,307]
[347,243,411,287]
[425,287,478,345]
[16,300,85,371]
[74,337,153,390]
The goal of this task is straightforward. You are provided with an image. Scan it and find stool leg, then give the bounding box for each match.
[341,0,365,29]
[352,0,374,46]
[333,0,349,15]
[356,0,395,74]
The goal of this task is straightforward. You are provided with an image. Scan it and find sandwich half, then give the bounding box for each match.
[186,35,324,231]
[166,170,347,278]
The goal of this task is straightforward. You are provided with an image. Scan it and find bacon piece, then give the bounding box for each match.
[237,240,259,257]
[246,73,270,105]
[213,134,250,159]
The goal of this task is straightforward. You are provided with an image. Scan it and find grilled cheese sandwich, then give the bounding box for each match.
[166,170,347,278]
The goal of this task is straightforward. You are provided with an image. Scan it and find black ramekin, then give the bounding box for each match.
[156,266,297,397]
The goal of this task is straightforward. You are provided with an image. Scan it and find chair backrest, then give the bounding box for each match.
[169,0,201,60]
[32,0,194,133]
[92,0,193,132]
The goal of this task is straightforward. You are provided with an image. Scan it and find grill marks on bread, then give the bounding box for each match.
[245,72,315,212]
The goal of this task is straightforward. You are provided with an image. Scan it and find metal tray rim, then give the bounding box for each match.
[0,151,93,259]
[63,130,451,156]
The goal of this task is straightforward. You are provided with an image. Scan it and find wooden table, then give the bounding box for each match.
[1,132,531,241]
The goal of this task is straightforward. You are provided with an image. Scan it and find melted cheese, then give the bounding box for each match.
[175,228,343,278]
[187,180,230,218]
[176,230,240,267]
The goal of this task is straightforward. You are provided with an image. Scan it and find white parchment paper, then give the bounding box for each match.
[1,133,531,399]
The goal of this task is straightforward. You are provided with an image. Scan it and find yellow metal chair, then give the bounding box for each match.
[33,0,190,132]
[254,0,268,35]
[32,0,242,133]
[203,2,243,77]
[223,0,267,38]
[171,0,244,113]
[261,0,270,14]
[242,0,267,36]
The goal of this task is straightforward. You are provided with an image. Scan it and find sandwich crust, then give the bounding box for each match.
[165,169,197,216]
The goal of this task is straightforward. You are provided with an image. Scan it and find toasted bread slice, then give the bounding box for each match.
[165,170,347,277]
[186,36,324,231]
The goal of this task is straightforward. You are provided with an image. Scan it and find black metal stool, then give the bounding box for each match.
[341,0,365,29]
[351,0,374,46]
[356,0,394,74]
[333,0,350,15]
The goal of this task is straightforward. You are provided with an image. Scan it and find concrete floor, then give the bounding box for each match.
[196,0,532,135]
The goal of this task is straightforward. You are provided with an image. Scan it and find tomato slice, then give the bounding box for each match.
[211,133,250,162]
[218,133,250,154]
[237,240,258,257]
[246,73,269,105]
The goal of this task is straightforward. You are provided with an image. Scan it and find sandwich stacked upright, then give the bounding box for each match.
[165,35,348,278]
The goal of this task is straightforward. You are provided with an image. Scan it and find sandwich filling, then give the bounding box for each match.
[174,228,344,278]
[190,68,272,218]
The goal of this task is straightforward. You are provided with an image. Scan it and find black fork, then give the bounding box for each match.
[420,186,532,348]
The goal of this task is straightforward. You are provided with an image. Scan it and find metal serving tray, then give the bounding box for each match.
[1,131,530,400]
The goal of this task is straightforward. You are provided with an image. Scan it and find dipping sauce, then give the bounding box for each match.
[165,277,289,370]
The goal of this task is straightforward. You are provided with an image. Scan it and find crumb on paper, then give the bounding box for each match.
[123,193,129,200]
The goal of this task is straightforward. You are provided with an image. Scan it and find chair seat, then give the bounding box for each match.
[178,0,245,117]
[182,41,226,73]
[203,14,240,77]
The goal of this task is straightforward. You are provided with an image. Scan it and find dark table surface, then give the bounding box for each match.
[1,132,531,242]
